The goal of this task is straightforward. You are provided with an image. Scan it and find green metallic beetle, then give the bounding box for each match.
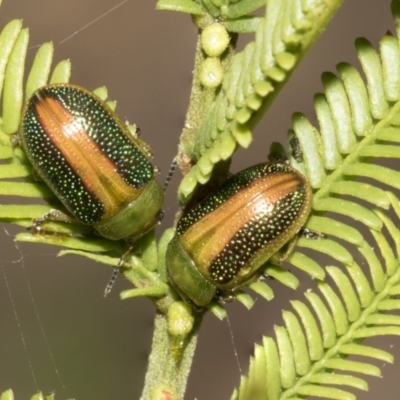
[167,162,312,307]
[20,84,164,291]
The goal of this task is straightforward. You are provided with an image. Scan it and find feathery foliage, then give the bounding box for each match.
[231,1,400,399]
[177,0,343,202]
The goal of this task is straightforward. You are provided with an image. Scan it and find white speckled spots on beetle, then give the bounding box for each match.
[177,163,294,236]
[21,85,154,224]
[209,187,307,284]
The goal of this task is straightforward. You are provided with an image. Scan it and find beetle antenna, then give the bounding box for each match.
[104,267,120,296]
[104,244,134,296]
[163,157,178,192]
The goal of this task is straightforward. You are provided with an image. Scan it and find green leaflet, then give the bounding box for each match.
[156,0,203,14]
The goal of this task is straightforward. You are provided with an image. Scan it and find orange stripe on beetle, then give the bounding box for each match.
[182,171,304,270]
[34,94,138,219]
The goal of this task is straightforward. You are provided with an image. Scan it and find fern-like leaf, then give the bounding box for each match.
[233,1,400,398]
[178,0,344,201]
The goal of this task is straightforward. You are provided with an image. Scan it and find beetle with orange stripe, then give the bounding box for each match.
[20,84,164,293]
[167,162,312,307]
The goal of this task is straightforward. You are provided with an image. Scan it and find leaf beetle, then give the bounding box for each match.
[20,84,164,292]
[166,162,312,307]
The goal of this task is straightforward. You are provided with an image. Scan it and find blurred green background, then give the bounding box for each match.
[0,1,397,399]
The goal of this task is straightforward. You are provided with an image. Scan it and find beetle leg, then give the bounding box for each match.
[300,228,326,240]
[31,209,77,234]
[289,135,304,162]
[217,290,235,304]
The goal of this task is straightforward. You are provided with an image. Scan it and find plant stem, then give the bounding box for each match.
[140,311,202,400]
[178,28,237,172]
